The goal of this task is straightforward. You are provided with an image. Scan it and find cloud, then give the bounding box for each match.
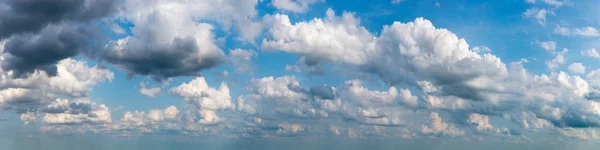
[555,25,600,37]
[262,8,375,66]
[139,82,161,98]
[0,0,119,76]
[581,48,600,59]
[526,0,567,7]
[0,58,113,110]
[546,48,567,69]
[391,0,403,4]
[271,0,323,13]
[41,99,111,124]
[0,0,119,39]
[229,49,258,73]
[20,111,37,124]
[539,41,557,51]
[102,0,262,80]
[421,112,464,136]
[170,77,232,124]
[523,8,553,26]
[568,63,586,74]
[468,113,494,131]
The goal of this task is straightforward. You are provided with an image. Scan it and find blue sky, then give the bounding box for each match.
[2,0,600,149]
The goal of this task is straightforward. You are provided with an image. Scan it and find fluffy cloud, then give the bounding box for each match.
[102,0,260,80]
[170,77,232,124]
[20,111,37,124]
[262,8,375,66]
[0,58,113,110]
[264,9,508,102]
[546,48,567,69]
[568,63,586,74]
[41,99,111,124]
[271,0,323,13]
[139,82,161,98]
[539,41,557,51]
[421,112,464,136]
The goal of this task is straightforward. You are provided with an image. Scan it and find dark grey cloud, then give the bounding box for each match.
[309,85,335,100]
[102,37,227,80]
[0,0,119,77]
[0,0,119,39]
[2,25,85,77]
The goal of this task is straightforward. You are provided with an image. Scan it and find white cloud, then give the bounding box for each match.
[170,77,232,111]
[421,112,464,136]
[139,82,161,98]
[42,99,111,124]
[20,111,37,124]
[0,58,113,109]
[271,0,323,13]
[170,77,231,124]
[467,113,494,131]
[391,0,403,4]
[568,63,586,74]
[523,8,553,26]
[555,25,600,37]
[164,105,180,120]
[262,8,375,65]
[546,48,567,69]
[581,48,600,59]
[539,41,557,51]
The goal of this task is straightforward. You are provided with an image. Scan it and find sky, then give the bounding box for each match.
[2,0,600,149]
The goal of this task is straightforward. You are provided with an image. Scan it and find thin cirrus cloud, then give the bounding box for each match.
[3,0,600,148]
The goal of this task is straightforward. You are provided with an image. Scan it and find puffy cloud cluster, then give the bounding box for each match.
[170,77,232,124]
[0,58,113,110]
[41,99,111,124]
[102,0,260,80]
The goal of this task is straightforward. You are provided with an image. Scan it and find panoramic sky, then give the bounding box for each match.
[2,0,600,149]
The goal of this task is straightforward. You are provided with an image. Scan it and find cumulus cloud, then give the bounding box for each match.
[421,112,464,136]
[170,77,232,124]
[0,58,113,110]
[539,41,557,51]
[271,0,323,13]
[41,99,111,124]
[262,8,375,66]
[20,111,37,124]
[568,63,586,74]
[139,82,161,98]
[102,0,261,80]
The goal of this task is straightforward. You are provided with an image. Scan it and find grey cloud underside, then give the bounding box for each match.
[0,0,119,39]
[0,0,119,77]
[2,25,86,77]
[103,37,226,80]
